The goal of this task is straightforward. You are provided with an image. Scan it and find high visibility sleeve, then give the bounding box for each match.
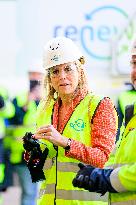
[110,163,136,192]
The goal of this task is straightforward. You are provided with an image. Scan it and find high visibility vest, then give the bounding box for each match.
[36,94,108,205]
[0,164,5,184]
[0,87,15,138]
[6,94,38,164]
[0,144,5,190]
[0,101,15,138]
[118,90,136,116]
[109,103,136,205]
[0,87,15,191]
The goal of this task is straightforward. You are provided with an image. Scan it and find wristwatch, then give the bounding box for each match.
[64,138,71,151]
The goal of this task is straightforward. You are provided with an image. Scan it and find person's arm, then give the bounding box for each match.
[110,163,136,192]
[65,98,117,168]
[72,162,136,195]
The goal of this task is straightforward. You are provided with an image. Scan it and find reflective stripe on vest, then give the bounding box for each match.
[43,160,79,172]
[39,184,108,202]
[110,202,136,205]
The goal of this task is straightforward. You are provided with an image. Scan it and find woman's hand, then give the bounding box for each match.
[33,125,69,148]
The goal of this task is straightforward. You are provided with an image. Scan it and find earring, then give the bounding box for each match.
[54,91,58,99]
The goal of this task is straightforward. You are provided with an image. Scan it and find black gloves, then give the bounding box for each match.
[23,132,48,183]
[27,147,48,183]
[23,132,40,152]
[72,163,117,195]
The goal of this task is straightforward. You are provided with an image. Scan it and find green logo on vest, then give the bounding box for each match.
[70,119,86,131]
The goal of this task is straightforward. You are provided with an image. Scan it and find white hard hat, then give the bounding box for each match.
[43,36,83,69]
[131,39,136,55]
[28,58,44,80]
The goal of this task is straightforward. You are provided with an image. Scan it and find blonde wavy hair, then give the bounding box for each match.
[41,57,89,106]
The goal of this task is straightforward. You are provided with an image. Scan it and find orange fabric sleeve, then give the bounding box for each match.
[65,98,117,168]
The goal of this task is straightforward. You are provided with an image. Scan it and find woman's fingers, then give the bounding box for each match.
[36,125,52,134]
[33,132,52,140]
[34,125,64,147]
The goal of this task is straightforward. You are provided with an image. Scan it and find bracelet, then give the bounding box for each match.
[64,138,71,151]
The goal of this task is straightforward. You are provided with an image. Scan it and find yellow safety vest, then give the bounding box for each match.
[6,94,38,164]
[0,87,15,189]
[36,93,108,205]
[118,90,136,116]
[109,103,136,205]
[0,96,15,138]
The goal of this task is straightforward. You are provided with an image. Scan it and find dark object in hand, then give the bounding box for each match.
[23,132,49,183]
[23,132,40,152]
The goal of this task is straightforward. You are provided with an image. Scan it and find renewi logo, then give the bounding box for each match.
[53,5,134,61]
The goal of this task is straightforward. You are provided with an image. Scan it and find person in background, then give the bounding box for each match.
[25,36,117,205]
[72,38,136,205]
[0,87,15,204]
[116,81,136,141]
[5,70,43,205]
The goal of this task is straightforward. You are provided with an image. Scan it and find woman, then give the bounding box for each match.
[32,37,117,205]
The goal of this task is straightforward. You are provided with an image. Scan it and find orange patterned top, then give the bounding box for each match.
[52,91,117,168]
